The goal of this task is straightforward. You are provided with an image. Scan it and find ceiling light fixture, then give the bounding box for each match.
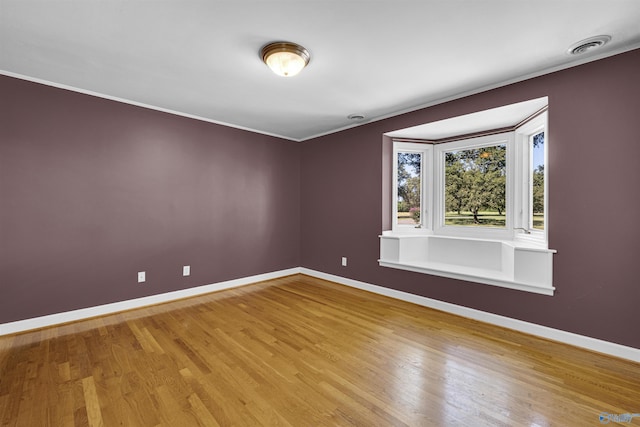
[261,41,310,77]
[568,35,611,55]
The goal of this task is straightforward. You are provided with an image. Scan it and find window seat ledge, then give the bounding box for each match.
[379,233,555,296]
[378,258,555,296]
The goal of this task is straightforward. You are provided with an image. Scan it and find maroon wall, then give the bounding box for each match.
[300,49,640,349]
[0,76,300,323]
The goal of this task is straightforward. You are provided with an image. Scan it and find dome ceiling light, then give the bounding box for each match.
[261,41,310,77]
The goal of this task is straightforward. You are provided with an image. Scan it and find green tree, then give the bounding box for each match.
[445,145,506,224]
[461,169,493,223]
[532,165,544,214]
[445,153,465,214]
[397,153,421,214]
[403,176,421,211]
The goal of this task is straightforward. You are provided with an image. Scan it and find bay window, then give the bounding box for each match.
[381,98,555,295]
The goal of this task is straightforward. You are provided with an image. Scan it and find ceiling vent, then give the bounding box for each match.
[568,35,611,55]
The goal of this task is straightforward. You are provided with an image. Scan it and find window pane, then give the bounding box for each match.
[445,145,506,227]
[397,152,422,225]
[532,132,544,230]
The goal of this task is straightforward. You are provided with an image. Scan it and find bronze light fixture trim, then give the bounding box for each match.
[261,41,310,77]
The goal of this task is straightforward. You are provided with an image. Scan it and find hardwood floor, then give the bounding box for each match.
[1,274,639,426]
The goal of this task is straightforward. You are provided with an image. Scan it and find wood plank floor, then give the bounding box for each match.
[1,274,639,426]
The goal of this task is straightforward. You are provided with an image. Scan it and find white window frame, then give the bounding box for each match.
[514,112,548,246]
[392,142,433,234]
[433,133,514,241]
[392,117,547,247]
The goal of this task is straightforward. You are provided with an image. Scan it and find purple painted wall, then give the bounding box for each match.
[0,76,300,323]
[300,49,640,349]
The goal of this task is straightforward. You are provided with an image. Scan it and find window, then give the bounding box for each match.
[532,132,545,230]
[434,133,514,240]
[381,98,555,295]
[444,144,507,228]
[396,152,422,226]
[394,143,431,229]
[390,109,548,246]
[515,110,548,243]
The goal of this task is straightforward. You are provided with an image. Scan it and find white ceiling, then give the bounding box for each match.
[2,1,640,142]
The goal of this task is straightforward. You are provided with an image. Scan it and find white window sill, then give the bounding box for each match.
[379,233,556,296]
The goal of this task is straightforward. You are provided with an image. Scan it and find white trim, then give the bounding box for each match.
[300,268,640,363]
[3,266,638,363]
[0,268,301,336]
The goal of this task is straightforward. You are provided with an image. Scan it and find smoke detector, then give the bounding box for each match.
[568,35,611,55]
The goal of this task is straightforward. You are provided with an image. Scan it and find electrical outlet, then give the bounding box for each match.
[183,265,190,276]
[341,257,347,267]
[137,271,145,283]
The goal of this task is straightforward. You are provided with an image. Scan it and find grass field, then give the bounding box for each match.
[445,211,505,227]
[398,211,544,229]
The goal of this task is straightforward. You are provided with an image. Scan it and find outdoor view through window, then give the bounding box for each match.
[397,152,422,225]
[396,133,545,230]
[531,131,545,230]
[444,144,506,227]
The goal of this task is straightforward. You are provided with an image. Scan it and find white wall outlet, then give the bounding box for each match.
[137,271,146,283]
[183,265,190,276]
[341,257,347,267]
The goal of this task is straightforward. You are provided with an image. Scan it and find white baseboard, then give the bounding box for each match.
[0,268,301,336]
[300,268,640,363]
[3,266,638,363]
